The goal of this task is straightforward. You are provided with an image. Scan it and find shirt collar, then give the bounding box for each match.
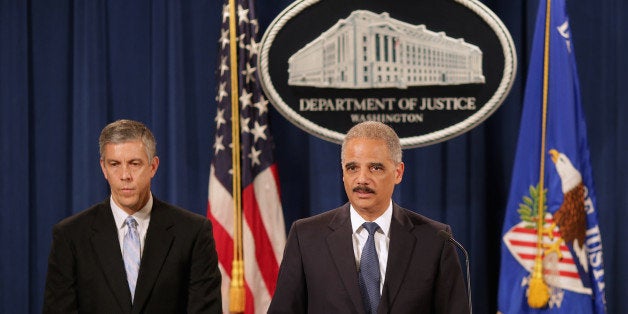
[350,201,393,237]
[111,194,153,230]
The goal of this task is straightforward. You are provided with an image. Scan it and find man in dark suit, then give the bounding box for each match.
[43,119,222,313]
[268,121,469,314]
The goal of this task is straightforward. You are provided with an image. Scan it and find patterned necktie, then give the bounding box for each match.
[359,222,381,314]
[123,216,141,302]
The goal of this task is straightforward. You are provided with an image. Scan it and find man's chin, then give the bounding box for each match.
[351,200,374,211]
[113,196,139,211]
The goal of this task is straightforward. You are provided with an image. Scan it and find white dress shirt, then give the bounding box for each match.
[111,195,153,257]
[350,201,393,294]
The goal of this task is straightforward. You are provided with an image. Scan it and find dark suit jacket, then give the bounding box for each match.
[268,202,469,314]
[43,197,222,314]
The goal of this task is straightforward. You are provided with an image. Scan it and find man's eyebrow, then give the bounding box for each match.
[105,158,143,163]
[369,162,384,168]
[344,161,357,168]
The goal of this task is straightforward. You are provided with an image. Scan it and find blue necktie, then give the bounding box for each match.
[123,216,141,302]
[359,222,381,314]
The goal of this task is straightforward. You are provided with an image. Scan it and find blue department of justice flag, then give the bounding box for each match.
[498,0,606,313]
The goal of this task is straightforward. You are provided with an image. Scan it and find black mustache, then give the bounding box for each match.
[353,186,375,193]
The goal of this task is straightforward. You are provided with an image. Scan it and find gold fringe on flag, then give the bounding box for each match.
[528,256,550,308]
[528,0,552,308]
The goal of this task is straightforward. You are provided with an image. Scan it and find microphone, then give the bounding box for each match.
[438,230,472,314]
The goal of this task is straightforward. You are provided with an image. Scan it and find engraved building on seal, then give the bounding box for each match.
[287,10,485,89]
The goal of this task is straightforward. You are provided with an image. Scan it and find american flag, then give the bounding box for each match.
[207,1,286,313]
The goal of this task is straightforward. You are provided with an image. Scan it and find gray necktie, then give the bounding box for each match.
[123,216,141,302]
[359,222,381,314]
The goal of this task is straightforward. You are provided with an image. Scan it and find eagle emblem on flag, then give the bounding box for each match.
[502,149,593,308]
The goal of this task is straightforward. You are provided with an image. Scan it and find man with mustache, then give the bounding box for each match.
[43,119,222,313]
[269,121,468,313]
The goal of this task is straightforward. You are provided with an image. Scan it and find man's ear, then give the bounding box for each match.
[150,156,160,177]
[100,158,108,180]
[395,162,405,184]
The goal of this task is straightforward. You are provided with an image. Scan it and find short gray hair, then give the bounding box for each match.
[98,119,157,160]
[341,121,402,163]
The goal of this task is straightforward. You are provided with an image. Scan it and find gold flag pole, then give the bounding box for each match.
[528,0,552,308]
[228,0,245,312]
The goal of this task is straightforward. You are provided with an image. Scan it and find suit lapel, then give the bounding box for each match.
[132,200,174,313]
[381,204,416,310]
[90,201,132,312]
[326,204,366,313]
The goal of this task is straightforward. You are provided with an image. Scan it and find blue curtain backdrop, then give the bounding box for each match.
[0,0,625,313]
